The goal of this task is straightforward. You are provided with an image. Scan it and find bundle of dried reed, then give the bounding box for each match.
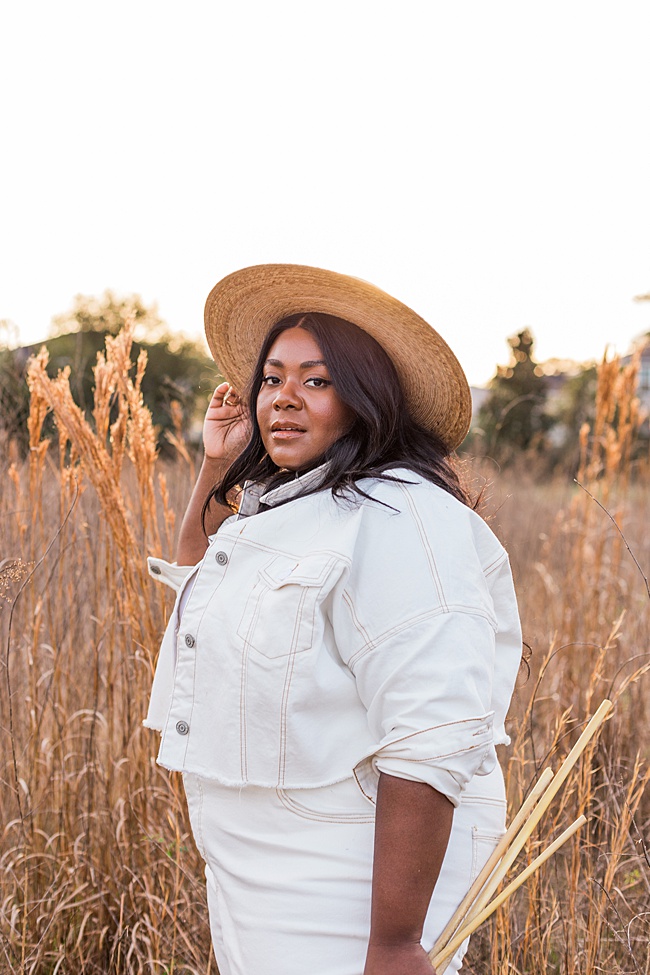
[429,699,613,974]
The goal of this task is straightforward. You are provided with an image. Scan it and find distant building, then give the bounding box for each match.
[621,334,650,414]
[621,333,650,396]
[468,336,650,448]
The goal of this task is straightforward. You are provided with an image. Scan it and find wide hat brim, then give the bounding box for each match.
[204,264,471,450]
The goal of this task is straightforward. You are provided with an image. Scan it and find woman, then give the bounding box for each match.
[145,265,522,975]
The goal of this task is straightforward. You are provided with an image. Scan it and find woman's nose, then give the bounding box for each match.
[273,381,302,410]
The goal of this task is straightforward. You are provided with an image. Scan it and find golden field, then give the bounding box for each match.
[1,327,648,974]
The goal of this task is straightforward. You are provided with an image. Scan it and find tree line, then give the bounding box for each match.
[1,291,646,469]
[0,292,219,455]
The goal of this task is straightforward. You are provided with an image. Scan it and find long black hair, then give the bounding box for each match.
[204,312,470,521]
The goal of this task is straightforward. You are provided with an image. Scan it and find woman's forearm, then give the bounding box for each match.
[363,772,454,975]
[176,456,233,565]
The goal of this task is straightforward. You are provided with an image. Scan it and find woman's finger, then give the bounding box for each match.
[209,383,229,405]
[223,385,241,407]
[209,383,241,410]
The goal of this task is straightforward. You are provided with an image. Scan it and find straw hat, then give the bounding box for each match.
[204,264,471,450]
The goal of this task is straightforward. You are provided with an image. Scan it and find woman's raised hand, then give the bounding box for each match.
[203,382,251,462]
[176,382,249,563]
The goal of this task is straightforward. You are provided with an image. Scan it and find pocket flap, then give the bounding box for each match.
[260,554,336,590]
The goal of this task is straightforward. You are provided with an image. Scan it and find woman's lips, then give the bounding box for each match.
[271,429,306,440]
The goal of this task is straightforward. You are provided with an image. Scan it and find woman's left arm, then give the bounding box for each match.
[363,773,452,975]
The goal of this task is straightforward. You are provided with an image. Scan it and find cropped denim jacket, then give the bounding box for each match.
[144,467,522,807]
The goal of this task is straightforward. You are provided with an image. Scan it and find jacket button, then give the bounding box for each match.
[176,720,190,736]
[215,551,228,565]
[150,565,162,574]
[185,634,195,648]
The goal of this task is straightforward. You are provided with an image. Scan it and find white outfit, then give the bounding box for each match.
[145,467,522,974]
[182,767,507,975]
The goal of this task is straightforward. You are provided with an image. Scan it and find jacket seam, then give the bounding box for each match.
[396,482,448,611]
[347,606,498,670]
[168,566,207,766]
[239,586,264,781]
[353,766,377,804]
[227,536,352,566]
[278,584,311,785]
[461,794,507,807]
[275,788,375,824]
[483,551,509,576]
[382,742,491,763]
[342,590,372,647]
[373,713,493,750]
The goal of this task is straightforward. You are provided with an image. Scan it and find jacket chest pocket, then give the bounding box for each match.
[237,554,338,659]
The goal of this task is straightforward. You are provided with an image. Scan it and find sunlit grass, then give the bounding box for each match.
[1,331,647,973]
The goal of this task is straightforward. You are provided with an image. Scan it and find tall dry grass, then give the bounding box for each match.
[463,350,650,973]
[1,331,648,974]
[1,325,212,974]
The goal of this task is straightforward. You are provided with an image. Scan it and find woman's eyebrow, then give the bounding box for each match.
[264,358,327,368]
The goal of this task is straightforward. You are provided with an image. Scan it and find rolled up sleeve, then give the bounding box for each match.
[349,611,497,807]
[332,482,504,807]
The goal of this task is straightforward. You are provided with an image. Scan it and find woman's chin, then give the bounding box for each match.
[266,443,314,472]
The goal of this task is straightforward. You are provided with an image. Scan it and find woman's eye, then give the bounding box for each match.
[262,375,281,386]
[305,377,331,388]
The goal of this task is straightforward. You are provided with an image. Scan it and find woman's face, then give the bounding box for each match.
[256,327,354,472]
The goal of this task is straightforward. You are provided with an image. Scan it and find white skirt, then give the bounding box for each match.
[183,765,507,975]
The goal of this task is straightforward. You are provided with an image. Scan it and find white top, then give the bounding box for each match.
[144,467,522,807]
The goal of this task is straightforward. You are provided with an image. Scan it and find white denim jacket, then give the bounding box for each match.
[144,467,522,807]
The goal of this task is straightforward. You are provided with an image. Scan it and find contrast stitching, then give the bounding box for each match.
[342,590,372,647]
[483,551,509,576]
[169,566,206,767]
[372,714,493,749]
[184,530,245,769]
[278,586,309,785]
[397,483,448,611]
[347,607,498,670]
[471,827,506,883]
[193,525,241,634]
[261,555,335,588]
[196,775,207,861]
[392,742,489,762]
[230,537,352,567]
[239,587,264,781]
[239,559,335,658]
[276,788,375,824]
[353,766,377,805]
[461,794,507,807]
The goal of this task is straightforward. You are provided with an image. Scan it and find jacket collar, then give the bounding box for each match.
[238,463,331,517]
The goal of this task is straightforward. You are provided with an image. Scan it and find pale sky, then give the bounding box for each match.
[2,1,649,386]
